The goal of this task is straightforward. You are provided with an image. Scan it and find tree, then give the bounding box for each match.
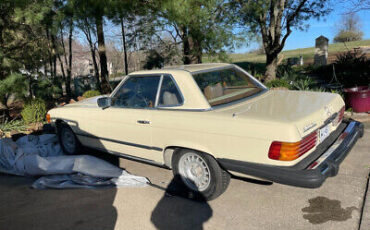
[73,0,111,94]
[45,0,76,99]
[109,0,154,75]
[73,0,101,91]
[334,13,363,43]
[0,74,28,120]
[231,0,331,81]
[345,0,370,12]
[78,18,101,91]
[0,0,54,119]
[157,0,241,64]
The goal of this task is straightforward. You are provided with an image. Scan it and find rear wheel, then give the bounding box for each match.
[57,123,81,155]
[172,149,230,200]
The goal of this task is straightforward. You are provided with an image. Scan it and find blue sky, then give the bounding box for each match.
[234,2,370,53]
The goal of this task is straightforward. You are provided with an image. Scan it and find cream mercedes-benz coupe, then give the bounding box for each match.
[47,63,364,200]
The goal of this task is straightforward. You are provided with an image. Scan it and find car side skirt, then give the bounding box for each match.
[75,132,163,152]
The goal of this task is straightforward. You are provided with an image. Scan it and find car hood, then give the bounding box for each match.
[215,90,345,138]
[63,95,105,108]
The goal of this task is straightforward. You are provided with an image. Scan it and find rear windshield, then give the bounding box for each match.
[192,67,263,106]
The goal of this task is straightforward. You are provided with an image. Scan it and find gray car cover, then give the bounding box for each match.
[0,134,149,189]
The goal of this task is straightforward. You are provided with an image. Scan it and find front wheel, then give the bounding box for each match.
[172,149,230,200]
[57,123,81,155]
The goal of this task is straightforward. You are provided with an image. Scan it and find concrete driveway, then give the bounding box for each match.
[1,124,369,230]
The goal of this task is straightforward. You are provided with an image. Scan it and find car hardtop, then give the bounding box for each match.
[111,63,266,111]
[128,63,233,76]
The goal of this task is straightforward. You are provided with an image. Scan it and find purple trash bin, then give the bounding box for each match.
[343,86,370,113]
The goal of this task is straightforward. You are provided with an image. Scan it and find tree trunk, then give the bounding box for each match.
[264,53,278,82]
[183,37,191,64]
[96,16,111,94]
[65,19,73,99]
[120,18,128,75]
[50,34,58,79]
[85,23,101,92]
[57,52,66,81]
[183,35,202,64]
[53,56,57,79]
[0,24,5,80]
[45,27,53,78]
[193,37,202,64]
[89,45,101,92]
[1,96,11,121]
[56,31,66,96]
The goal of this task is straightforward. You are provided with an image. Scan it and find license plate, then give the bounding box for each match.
[319,124,330,143]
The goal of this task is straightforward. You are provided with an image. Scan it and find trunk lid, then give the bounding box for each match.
[217,90,345,138]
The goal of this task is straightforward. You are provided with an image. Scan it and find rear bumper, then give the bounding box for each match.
[217,120,364,188]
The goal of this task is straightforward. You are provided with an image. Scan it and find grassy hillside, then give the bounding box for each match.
[227,40,370,64]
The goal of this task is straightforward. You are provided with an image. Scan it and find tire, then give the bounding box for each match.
[172,149,230,201]
[57,123,81,155]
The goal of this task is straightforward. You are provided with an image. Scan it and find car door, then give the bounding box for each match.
[79,75,162,161]
[150,75,186,162]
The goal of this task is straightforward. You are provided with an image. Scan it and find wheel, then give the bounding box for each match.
[172,149,230,200]
[57,123,81,155]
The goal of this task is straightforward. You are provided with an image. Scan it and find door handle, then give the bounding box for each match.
[137,120,151,124]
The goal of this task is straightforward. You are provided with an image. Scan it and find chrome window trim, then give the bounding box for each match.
[110,75,129,97]
[211,88,269,110]
[191,64,268,109]
[109,73,187,111]
[190,64,234,75]
[111,74,162,109]
[156,74,185,108]
[156,107,213,112]
[233,64,267,89]
[154,75,164,107]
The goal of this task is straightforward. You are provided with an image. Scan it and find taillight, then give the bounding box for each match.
[333,106,345,126]
[268,131,317,161]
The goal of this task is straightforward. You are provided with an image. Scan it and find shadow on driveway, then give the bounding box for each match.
[151,175,213,230]
[0,146,120,230]
[0,174,117,230]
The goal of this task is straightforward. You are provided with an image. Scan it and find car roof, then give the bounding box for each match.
[163,63,232,73]
[129,63,232,75]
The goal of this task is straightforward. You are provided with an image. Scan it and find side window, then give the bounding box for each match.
[158,76,183,107]
[112,76,160,108]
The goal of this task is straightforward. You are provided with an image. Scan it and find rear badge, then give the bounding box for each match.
[303,123,317,133]
[324,105,333,117]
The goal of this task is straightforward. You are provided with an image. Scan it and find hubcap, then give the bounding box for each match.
[61,128,76,153]
[178,152,211,192]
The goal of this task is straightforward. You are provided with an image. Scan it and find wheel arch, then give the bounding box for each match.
[55,119,65,128]
[163,145,216,169]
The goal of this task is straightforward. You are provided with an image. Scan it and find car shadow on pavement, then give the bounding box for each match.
[0,132,120,230]
[0,173,118,230]
[231,174,273,186]
[150,175,213,230]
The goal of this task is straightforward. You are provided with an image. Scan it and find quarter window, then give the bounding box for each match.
[158,76,183,107]
[113,76,160,108]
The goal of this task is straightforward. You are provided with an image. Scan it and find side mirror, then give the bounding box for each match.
[97,97,112,109]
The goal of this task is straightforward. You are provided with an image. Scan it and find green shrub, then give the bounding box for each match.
[265,79,292,89]
[21,98,47,124]
[291,78,317,91]
[32,77,62,103]
[82,90,101,98]
[0,120,27,132]
[312,50,369,88]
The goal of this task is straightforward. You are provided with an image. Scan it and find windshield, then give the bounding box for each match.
[192,67,264,106]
